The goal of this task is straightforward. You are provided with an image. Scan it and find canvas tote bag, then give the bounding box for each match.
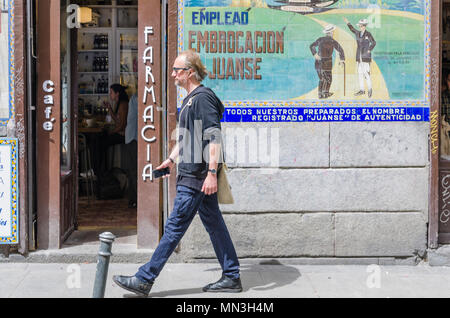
[217,149,234,204]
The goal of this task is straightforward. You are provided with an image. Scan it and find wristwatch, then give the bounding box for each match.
[208,168,217,174]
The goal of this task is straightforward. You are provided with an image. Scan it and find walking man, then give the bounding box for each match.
[344,17,377,98]
[310,24,345,99]
[113,49,242,297]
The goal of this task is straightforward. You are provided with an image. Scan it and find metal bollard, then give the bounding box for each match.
[92,232,116,298]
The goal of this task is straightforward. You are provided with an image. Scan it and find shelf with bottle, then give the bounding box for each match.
[79,97,111,126]
[79,75,110,95]
[78,50,109,54]
[78,32,109,51]
[78,54,109,73]
[79,72,109,75]
[93,101,111,117]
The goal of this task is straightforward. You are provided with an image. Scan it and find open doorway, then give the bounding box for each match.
[68,0,139,242]
[37,0,163,249]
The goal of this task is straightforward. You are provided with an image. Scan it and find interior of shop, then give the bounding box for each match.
[62,0,139,241]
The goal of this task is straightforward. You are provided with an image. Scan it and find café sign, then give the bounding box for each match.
[42,80,56,132]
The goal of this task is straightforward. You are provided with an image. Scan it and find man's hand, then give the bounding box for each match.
[314,53,321,61]
[201,173,217,195]
[344,17,349,24]
[155,159,174,179]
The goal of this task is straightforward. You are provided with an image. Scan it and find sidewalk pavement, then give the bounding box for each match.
[2,261,450,298]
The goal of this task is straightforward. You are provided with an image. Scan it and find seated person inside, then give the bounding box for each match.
[98,84,129,176]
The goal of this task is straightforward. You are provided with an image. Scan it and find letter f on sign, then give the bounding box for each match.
[145,26,154,45]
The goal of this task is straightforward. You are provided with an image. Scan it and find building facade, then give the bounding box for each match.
[179,0,436,262]
[0,0,445,263]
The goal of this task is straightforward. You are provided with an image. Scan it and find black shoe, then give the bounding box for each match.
[113,275,153,297]
[323,92,334,99]
[202,275,243,293]
[368,89,373,98]
[354,90,365,96]
[128,200,137,208]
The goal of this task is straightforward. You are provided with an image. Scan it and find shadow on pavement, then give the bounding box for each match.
[121,289,205,298]
[244,259,302,292]
[138,259,301,298]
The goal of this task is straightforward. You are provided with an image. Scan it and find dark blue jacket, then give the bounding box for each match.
[346,23,376,63]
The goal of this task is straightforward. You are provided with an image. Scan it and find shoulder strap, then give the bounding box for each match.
[179,93,200,120]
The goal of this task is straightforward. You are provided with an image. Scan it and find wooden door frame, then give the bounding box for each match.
[136,0,178,248]
[13,0,30,254]
[429,0,442,249]
[60,25,78,243]
[434,0,450,246]
[36,0,62,250]
[34,0,167,250]
[166,0,178,224]
[137,0,164,248]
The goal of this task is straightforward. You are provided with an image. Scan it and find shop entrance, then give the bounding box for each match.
[73,0,139,234]
[35,0,165,250]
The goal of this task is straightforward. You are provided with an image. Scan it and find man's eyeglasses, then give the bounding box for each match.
[173,67,190,73]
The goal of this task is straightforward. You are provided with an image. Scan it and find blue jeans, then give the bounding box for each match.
[136,185,240,283]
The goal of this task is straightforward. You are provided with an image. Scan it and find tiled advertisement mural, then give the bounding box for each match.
[179,0,429,122]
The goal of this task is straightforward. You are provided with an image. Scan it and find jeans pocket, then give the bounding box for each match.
[171,186,200,220]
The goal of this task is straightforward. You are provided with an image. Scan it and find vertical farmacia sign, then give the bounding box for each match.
[180,0,429,122]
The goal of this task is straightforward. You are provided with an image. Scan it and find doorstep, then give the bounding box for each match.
[0,228,158,264]
[428,246,450,266]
